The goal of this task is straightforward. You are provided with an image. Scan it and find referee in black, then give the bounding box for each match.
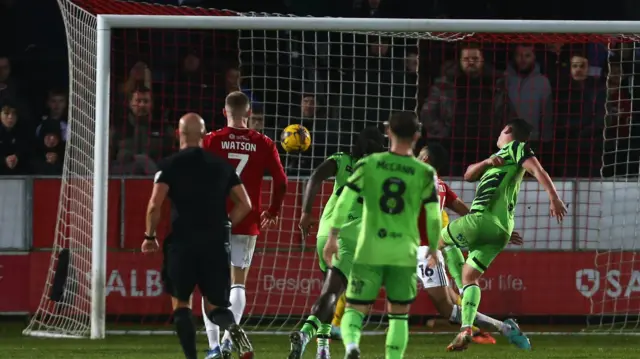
[142,113,254,359]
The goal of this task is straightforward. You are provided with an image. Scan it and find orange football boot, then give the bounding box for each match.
[472,330,497,344]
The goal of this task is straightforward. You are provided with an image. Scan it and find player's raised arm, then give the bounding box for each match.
[228,171,253,227]
[463,155,505,182]
[447,198,470,217]
[444,182,470,216]
[521,154,567,222]
[262,139,288,228]
[299,158,338,235]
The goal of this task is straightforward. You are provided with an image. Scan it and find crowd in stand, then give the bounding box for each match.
[0,0,638,178]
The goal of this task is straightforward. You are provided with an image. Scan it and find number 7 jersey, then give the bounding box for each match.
[346,152,439,267]
[203,126,288,235]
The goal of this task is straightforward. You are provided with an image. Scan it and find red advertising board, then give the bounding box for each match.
[31,178,329,250]
[2,251,639,316]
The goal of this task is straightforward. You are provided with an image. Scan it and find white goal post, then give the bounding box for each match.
[23,2,640,339]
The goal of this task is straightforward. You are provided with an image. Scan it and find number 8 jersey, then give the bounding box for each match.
[203,126,288,235]
[344,152,439,267]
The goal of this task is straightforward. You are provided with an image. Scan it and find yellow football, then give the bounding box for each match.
[280,124,311,153]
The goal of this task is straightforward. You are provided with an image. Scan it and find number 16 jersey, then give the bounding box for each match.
[345,152,439,267]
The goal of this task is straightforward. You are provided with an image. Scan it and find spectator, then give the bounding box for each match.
[406,51,418,74]
[605,63,632,136]
[354,36,403,124]
[31,122,64,175]
[556,53,606,138]
[111,85,174,163]
[506,44,553,141]
[171,49,215,123]
[0,103,29,175]
[119,61,152,99]
[223,65,257,105]
[421,44,513,174]
[353,0,393,17]
[36,89,68,141]
[216,64,259,126]
[0,55,20,105]
[396,49,419,112]
[602,63,638,177]
[0,55,30,124]
[555,53,606,176]
[248,111,265,133]
[422,44,512,138]
[110,151,158,176]
[539,43,584,89]
[282,93,341,174]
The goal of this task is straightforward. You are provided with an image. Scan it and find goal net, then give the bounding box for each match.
[23,0,640,338]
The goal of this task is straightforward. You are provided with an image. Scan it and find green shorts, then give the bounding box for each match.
[332,236,356,279]
[441,213,510,273]
[317,235,355,277]
[316,236,329,272]
[346,264,416,305]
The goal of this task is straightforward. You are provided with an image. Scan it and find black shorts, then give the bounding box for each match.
[161,229,231,307]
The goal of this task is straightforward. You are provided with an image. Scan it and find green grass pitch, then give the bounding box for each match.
[3,324,640,359]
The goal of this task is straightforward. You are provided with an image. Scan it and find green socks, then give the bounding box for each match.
[461,284,481,328]
[386,314,409,359]
[341,308,365,347]
[300,315,321,337]
[443,245,465,290]
[317,323,332,347]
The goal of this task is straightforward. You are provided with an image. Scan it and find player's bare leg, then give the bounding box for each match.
[202,296,254,359]
[290,268,347,359]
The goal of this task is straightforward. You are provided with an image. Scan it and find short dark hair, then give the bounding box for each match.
[571,53,589,62]
[48,89,67,99]
[352,126,385,158]
[506,118,533,142]
[387,111,420,139]
[422,142,448,172]
[514,43,536,53]
[225,91,250,112]
[460,42,482,52]
[129,85,151,100]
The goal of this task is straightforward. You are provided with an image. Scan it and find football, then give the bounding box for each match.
[280,124,311,153]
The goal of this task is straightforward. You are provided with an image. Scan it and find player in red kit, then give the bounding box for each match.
[202,91,288,359]
[415,144,524,345]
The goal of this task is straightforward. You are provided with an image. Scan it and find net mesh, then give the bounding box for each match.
[23,0,98,338]
[24,0,640,337]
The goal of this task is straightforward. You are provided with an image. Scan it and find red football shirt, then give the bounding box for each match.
[418,177,458,246]
[203,127,287,235]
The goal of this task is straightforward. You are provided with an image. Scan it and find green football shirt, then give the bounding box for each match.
[316,152,355,238]
[469,140,535,233]
[333,152,439,267]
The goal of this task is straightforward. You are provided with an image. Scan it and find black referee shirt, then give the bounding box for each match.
[154,147,241,236]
